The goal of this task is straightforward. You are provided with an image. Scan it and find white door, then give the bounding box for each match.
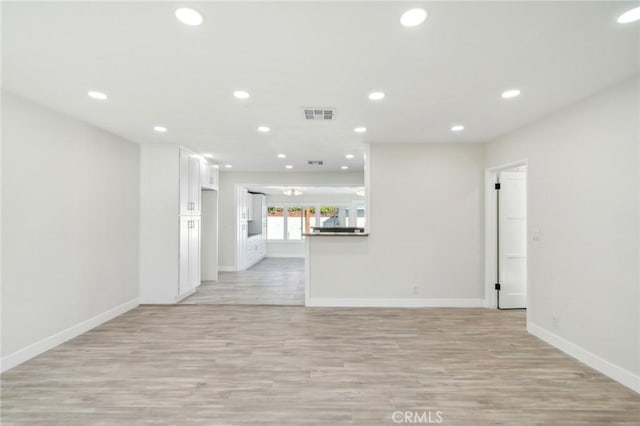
[189,156,201,215]
[189,216,201,290]
[179,216,190,295]
[498,171,527,308]
[179,150,191,215]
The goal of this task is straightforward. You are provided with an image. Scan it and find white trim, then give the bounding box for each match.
[528,321,640,394]
[305,298,485,308]
[265,253,305,258]
[218,265,236,272]
[304,239,311,306]
[484,159,528,309]
[1,298,139,373]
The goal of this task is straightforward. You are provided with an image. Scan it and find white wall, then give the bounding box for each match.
[485,77,640,391]
[307,143,485,304]
[218,171,364,269]
[1,92,139,370]
[266,193,362,205]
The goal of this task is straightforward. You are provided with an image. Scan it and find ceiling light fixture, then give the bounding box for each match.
[257,126,270,133]
[203,153,214,159]
[618,6,640,24]
[285,165,293,169]
[501,89,521,99]
[451,125,465,132]
[345,154,354,159]
[213,164,220,169]
[354,127,367,133]
[224,164,233,168]
[88,91,107,100]
[153,125,167,133]
[341,166,349,170]
[368,91,385,101]
[233,90,250,99]
[400,8,428,27]
[277,154,287,159]
[283,188,303,196]
[175,8,203,26]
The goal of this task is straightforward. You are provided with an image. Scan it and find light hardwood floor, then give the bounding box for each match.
[1,306,638,425]
[181,257,305,305]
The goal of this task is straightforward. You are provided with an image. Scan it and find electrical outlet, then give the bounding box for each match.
[412,285,420,296]
[552,315,560,329]
[532,229,542,242]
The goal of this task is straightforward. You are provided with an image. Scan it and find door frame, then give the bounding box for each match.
[484,159,528,309]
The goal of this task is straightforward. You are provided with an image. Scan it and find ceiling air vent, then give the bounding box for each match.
[307,160,324,166]
[303,108,335,120]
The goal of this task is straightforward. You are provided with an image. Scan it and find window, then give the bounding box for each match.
[267,203,364,241]
[287,207,302,240]
[320,206,346,228]
[267,207,284,240]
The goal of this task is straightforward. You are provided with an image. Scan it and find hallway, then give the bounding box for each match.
[181,257,305,305]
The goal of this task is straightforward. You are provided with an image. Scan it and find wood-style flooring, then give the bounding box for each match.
[181,257,304,305]
[2,306,638,425]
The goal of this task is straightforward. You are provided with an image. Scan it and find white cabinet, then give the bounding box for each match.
[247,193,255,222]
[140,144,203,304]
[237,191,267,270]
[180,149,201,215]
[179,216,201,295]
[239,187,249,222]
[201,162,219,191]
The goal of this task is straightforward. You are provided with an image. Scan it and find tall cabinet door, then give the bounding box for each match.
[189,217,201,290]
[189,156,201,215]
[179,217,191,295]
[179,150,191,215]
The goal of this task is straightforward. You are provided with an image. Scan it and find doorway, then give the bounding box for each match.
[485,162,528,310]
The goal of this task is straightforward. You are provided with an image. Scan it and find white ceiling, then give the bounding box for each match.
[3,1,639,172]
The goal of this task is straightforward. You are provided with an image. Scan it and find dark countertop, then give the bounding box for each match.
[303,232,369,237]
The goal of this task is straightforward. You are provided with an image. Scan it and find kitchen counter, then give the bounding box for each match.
[303,232,369,237]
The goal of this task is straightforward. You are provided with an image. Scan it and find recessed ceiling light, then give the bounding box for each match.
[257,126,270,133]
[88,91,107,100]
[153,125,167,133]
[345,154,355,159]
[175,8,203,26]
[277,154,287,159]
[501,89,521,99]
[451,125,464,132]
[368,92,385,101]
[233,90,250,99]
[400,8,428,27]
[341,166,349,170]
[213,164,219,169]
[354,127,367,133]
[203,153,214,159]
[224,164,233,168]
[618,6,640,24]
[285,165,293,169]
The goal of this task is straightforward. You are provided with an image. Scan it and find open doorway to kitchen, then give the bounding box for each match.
[182,185,365,305]
[485,162,528,310]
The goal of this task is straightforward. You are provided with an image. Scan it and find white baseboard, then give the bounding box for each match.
[218,265,236,272]
[527,321,639,394]
[305,298,485,308]
[1,298,139,373]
